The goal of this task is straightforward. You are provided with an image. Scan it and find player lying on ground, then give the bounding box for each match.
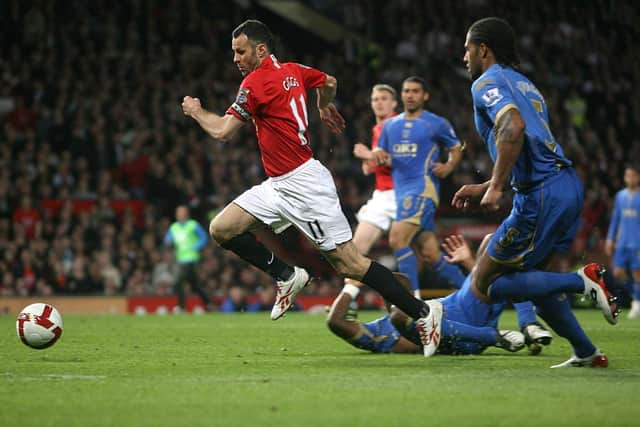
[390,234,553,356]
[327,235,552,355]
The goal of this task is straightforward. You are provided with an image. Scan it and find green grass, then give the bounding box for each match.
[1,309,639,427]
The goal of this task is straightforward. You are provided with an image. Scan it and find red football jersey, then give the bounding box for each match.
[371,114,396,191]
[226,55,327,177]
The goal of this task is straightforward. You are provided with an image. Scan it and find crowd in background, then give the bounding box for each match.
[1,0,637,303]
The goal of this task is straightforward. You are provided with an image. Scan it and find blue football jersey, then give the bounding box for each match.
[377,111,460,206]
[471,64,572,189]
[607,189,640,249]
[350,315,401,353]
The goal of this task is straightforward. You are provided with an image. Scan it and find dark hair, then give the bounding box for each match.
[232,19,275,52]
[626,164,640,173]
[468,17,520,68]
[402,76,427,92]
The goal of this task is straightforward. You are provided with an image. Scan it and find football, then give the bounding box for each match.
[16,303,64,349]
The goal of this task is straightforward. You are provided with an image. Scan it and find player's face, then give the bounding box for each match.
[370,89,396,120]
[624,168,640,189]
[232,34,259,76]
[401,82,427,114]
[463,33,483,80]
[176,206,188,221]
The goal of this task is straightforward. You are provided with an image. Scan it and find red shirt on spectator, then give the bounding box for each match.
[119,153,149,188]
[13,206,41,239]
[7,102,37,132]
[226,55,327,177]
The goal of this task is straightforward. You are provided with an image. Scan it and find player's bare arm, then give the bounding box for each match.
[432,144,463,179]
[326,283,364,340]
[353,142,375,175]
[318,75,346,134]
[182,96,244,142]
[481,108,525,211]
[353,143,373,160]
[452,180,491,210]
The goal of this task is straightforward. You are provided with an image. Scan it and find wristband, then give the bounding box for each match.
[342,284,360,299]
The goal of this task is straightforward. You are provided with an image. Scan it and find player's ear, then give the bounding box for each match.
[391,99,398,110]
[255,43,268,59]
[480,43,489,59]
[423,92,430,103]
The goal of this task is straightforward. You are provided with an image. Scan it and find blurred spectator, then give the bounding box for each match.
[221,285,249,313]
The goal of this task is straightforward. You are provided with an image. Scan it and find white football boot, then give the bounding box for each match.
[271,266,310,320]
[415,300,443,357]
[551,349,609,368]
[577,263,620,325]
[495,330,526,352]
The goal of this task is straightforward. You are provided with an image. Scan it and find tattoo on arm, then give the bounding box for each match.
[491,108,525,189]
[495,108,525,145]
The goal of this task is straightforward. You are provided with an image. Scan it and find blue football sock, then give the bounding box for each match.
[441,318,497,346]
[395,247,419,292]
[633,280,640,301]
[534,294,596,358]
[513,301,538,330]
[433,254,466,289]
[488,271,584,302]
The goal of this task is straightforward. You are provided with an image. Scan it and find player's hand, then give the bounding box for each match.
[480,187,502,212]
[353,143,372,160]
[442,234,473,265]
[432,162,453,179]
[370,150,390,166]
[604,240,615,257]
[452,183,488,210]
[182,96,202,117]
[319,103,346,134]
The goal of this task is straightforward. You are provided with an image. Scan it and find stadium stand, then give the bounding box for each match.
[1,0,637,306]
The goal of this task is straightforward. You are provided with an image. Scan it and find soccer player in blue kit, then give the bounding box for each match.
[370,77,465,355]
[606,165,640,319]
[454,17,620,367]
[327,235,549,355]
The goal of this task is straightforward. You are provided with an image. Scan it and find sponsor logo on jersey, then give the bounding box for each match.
[482,88,503,107]
[393,143,418,155]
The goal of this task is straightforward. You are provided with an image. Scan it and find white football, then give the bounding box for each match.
[16,303,64,349]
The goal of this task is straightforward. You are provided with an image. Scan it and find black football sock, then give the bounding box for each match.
[220,232,294,281]
[361,261,429,319]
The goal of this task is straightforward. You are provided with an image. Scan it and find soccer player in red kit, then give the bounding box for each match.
[181,20,441,356]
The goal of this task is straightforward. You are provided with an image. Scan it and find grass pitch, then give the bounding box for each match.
[1,309,639,427]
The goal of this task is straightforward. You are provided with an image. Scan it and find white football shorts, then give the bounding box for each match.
[356,189,396,233]
[233,158,353,252]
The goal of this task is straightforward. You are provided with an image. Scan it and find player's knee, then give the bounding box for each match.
[209,216,231,244]
[387,232,406,251]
